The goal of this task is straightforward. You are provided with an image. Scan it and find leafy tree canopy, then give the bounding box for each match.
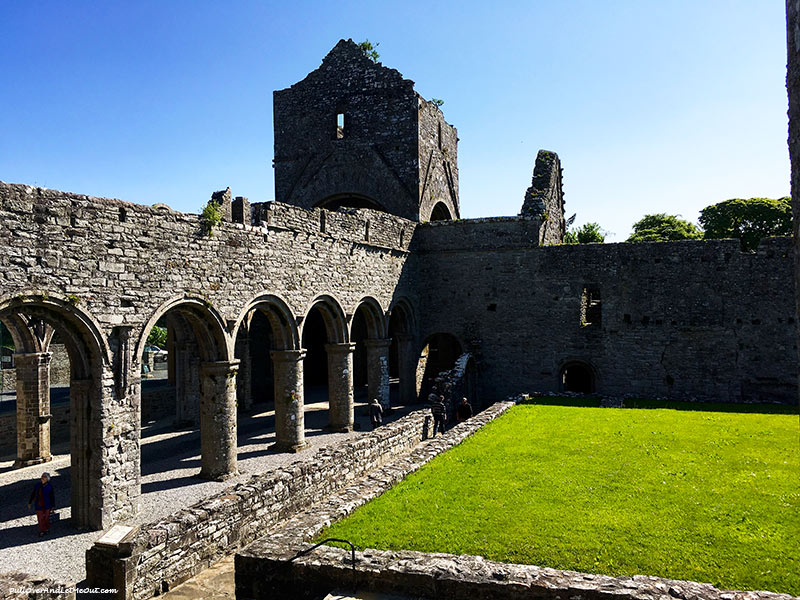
[564,222,605,244]
[627,213,703,243]
[147,325,167,349]
[699,197,791,251]
[358,39,380,62]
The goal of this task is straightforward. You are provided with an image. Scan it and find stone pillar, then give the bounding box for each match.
[175,345,200,426]
[199,360,239,480]
[236,332,253,412]
[325,343,356,432]
[70,377,92,528]
[270,350,310,452]
[13,352,52,467]
[365,339,391,410]
[396,334,418,404]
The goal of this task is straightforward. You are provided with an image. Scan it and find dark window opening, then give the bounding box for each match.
[335,112,345,139]
[437,123,442,150]
[487,303,497,312]
[581,287,601,326]
[315,194,385,213]
[429,202,452,222]
[119,207,127,222]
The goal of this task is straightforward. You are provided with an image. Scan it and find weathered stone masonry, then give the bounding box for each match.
[0,35,796,541]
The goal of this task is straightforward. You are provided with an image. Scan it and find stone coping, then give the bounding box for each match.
[236,400,797,600]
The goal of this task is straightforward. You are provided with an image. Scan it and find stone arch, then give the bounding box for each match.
[315,193,385,213]
[429,201,453,222]
[0,293,117,529]
[234,293,300,351]
[348,297,387,340]
[300,295,348,344]
[136,296,230,365]
[387,298,417,404]
[559,360,597,394]
[417,332,463,402]
[301,295,354,432]
[137,297,238,482]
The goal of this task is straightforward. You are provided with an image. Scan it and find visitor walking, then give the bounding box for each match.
[431,395,447,435]
[369,397,383,429]
[28,472,55,537]
[456,397,473,423]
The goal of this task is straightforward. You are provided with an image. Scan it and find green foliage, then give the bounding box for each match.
[431,98,445,107]
[200,199,222,236]
[627,213,703,243]
[358,39,380,62]
[564,222,605,244]
[66,294,80,306]
[699,197,792,251]
[321,404,799,595]
[146,325,167,348]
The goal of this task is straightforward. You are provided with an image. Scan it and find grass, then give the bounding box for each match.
[321,403,800,595]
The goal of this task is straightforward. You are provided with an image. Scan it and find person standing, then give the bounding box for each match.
[456,397,473,423]
[369,397,384,430]
[28,472,55,537]
[431,395,447,435]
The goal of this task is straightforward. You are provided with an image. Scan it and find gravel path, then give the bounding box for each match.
[0,394,414,585]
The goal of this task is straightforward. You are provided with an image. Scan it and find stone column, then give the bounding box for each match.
[365,339,391,410]
[175,345,200,426]
[199,360,239,480]
[396,334,418,404]
[14,352,52,467]
[235,332,253,412]
[270,350,310,452]
[325,343,356,432]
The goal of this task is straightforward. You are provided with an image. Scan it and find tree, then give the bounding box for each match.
[358,39,380,62]
[699,197,792,251]
[147,325,167,348]
[627,213,703,243]
[564,222,605,244]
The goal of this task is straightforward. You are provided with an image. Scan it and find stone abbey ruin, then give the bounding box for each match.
[0,38,797,598]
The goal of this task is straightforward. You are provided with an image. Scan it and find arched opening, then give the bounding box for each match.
[315,193,385,212]
[561,362,595,394]
[0,298,111,530]
[232,295,301,453]
[138,299,235,489]
[417,332,462,402]
[387,300,416,405]
[350,299,389,410]
[301,297,352,432]
[429,202,452,222]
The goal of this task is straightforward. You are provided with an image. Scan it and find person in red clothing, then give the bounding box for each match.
[28,472,55,537]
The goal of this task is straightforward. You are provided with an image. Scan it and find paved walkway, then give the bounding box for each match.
[0,389,414,586]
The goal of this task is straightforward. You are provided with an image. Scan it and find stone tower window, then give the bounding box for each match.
[437,123,442,150]
[336,113,345,139]
[581,287,602,326]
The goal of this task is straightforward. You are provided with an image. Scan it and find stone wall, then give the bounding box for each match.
[520,149,565,245]
[0,344,70,392]
[413,223,797,404]
[0,401,69,454]
[786,0,800,409]
[273,39,423,220]
[417,97,459,222]
[85,407,436,600]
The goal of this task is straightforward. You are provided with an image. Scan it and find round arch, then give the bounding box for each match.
[136,296,230,365]
[349,297,387,340]
[233,293,300,351]
[388,297,416,336]
[559,360,597,394]
[300,295,348,344]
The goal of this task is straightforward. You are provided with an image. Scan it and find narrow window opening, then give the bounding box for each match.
[70,213,77,227]
[336,113,345,139]
[119,207,127,222]
[581,287,602,326]
[320,210,326,233]
[399,227,405,246]
[437,123,442,150]
[364,220,370,242]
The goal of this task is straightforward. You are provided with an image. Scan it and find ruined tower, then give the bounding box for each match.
[273,39,460,222]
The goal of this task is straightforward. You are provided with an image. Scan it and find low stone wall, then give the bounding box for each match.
[0,572,76,600]
[0,401,70,454]
[86,406,437,600]
[235,401,795,600]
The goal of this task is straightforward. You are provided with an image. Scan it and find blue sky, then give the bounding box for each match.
[0,1,789,239]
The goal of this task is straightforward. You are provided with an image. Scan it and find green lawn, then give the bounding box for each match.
[322,403,800,595]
